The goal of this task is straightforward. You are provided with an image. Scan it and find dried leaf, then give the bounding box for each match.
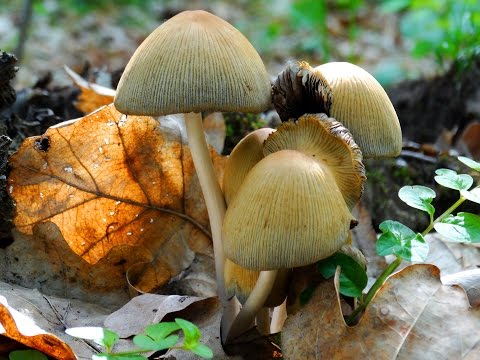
[0,295,76,359]
[65,66,115,114]
[8,104,224,294]
[282,264,480,360]
[0,280,113,359]
[443,269,480,307]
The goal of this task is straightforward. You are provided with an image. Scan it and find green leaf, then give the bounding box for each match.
[458,156,480,171]
[377,220,429,262]
[398,185,436,215]
[9,350,48,360]
[66,327,119,350]
[133,334,179,351]
[434,169,473,191]
[175,318,201,349]
[144,322,181,341]
[317,253,368,297]
[461,187,480,204]
[434,212,480,243]
[190,343,214,359]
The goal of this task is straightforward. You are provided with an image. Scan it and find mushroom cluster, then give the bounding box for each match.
[223,60,401,341]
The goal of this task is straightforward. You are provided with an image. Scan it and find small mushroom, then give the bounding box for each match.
[114,10,272,301]
[223,115,365,341]
[223,149,355,340]
[314,62,402,158]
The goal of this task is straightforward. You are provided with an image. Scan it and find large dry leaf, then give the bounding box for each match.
[282,264,480,360]
[0,295,76,359]
[8,103,224,294]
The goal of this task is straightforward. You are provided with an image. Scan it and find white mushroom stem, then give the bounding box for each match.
[185,112,226,301]
[224,270,278,343]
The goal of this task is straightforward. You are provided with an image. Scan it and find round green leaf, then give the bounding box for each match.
[458,156,480,172]
[398,185,436,215]
[377,220,429,262]
[434,168,473,191]
[317,253,368,298]
[434,212,480,243]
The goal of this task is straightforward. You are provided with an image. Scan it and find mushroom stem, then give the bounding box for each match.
[184,112,226,301]
[224,270,278,343]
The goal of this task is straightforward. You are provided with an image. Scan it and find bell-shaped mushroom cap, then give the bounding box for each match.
[114,10,272,116]
[314,62,402,158]
[223,149,354,270]
[224,259,289,307]
[224,127,275,205]
[272,61,332,122]
[263,114,365,210]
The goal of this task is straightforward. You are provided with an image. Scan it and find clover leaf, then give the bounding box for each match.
[398,185,436,215]
[377,220,429,262]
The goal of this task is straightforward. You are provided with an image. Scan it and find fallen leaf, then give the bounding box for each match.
[443,269,480,307]
[8,103,224,294]
[65,65,115,114]
[0,280,113,359]
[282,264,480,359]
[0,295,76,359]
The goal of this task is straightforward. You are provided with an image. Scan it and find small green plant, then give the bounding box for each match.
[66,318,213,359]
[319,156,480,324]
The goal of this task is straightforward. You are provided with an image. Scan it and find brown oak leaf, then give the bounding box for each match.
[8,104,224,294]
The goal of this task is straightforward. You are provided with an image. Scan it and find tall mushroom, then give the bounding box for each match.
[223,114,366,341]
[114,10,272,301]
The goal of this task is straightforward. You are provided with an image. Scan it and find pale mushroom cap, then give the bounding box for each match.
[224,127,275,205]
[115,10,272,115]
[223,149,353,270]
[263,114,365,210]
[315,62,402,158]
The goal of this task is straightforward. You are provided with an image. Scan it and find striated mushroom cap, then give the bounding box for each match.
[223,149,354,270]
[263,114,365,210]
[114,10,272,116]
[314,62,402,158]
[224,127,275,205]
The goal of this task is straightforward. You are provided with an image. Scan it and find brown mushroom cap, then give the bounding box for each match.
[224,127,275,205]
[314,62,402,158]
[263,114,365,210]
[114,10,271,115]
[223,149,354,270]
